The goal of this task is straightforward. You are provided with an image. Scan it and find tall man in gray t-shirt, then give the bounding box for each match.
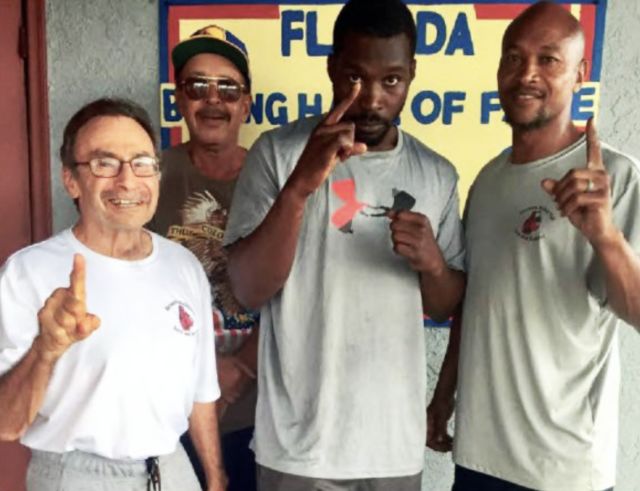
[223,0,465,489]
[428,2,640,490]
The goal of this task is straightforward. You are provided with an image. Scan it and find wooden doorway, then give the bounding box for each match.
[0,1,50,490]
[0,0,51,264]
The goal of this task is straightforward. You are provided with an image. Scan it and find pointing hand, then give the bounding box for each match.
[541,118,617,247]
[35,254,101,362]
[287,83,368,197]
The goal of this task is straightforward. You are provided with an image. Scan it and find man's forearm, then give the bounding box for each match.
[189,401,226,491]
[0,340,56,440]
[228,184,308,310]
[233,326,258,375]
[426,309,461,452]
[594,230,640,329]
[419,268,465,323]
[433,311,462,401]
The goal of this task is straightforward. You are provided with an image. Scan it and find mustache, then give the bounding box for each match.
[509,84,545,97]
[346,112,389,126]
[196,107,231,121]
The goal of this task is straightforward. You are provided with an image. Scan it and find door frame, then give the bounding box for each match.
[25,0,51,242]
[0,2,50,490]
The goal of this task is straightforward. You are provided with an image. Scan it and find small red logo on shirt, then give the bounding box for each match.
[515,206,555,241]
[521,210,541,235]
[165,301,198,335]
[179,305,194,331]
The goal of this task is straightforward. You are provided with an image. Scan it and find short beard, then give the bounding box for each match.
[354,122,392,147]
[504,109,551,132]
[347,112,394,147]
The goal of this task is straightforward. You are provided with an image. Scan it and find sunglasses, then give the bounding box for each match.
[178,76,247,103]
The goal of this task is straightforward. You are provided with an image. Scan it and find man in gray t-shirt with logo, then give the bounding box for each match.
[428,3,640,490]
[223,0,465,489]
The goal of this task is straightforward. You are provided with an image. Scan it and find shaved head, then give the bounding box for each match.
[504,1,585,65]
[497,1,588,133]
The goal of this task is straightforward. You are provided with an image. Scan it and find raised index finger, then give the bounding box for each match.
[69,253,86,303]
[324,82,361,126]
[586,117,604,170]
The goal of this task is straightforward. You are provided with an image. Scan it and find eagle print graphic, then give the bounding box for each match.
[168,190,259,353]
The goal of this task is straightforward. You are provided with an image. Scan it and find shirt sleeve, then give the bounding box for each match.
[0,257,40,377]
[587,148,640,306]
[611,158,640,252]
[192,262,220,403]
[436,174,466,272]
[223,131,282,247]
[461,182,476,272]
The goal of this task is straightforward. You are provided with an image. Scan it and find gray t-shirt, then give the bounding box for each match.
[224,116,464,478]
[454,136,640,491]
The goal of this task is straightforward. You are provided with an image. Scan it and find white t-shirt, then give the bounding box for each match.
[224,116,465,478]
[0,229,219,460]
[454,137,640,490]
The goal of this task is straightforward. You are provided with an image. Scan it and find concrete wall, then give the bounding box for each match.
[46,1,640,489]
[46,0,159,231]
[597,1,640,489]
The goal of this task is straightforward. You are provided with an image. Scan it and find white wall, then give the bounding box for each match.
[46,1,640,489]
[597,1,640,489]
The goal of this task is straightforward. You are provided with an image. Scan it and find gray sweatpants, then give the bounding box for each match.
[26,445,201,491]
[257,464,422,491]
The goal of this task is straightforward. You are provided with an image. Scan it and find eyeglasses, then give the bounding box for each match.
[178,76,246,103]
[74,156,160,178]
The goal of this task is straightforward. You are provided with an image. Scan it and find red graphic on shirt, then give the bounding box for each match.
[331,179,368,230]
[521,211,541,235]
[179,305,194,331]
[331,179,416,234]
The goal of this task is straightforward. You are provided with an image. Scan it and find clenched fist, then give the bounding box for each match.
[389,210,446,275]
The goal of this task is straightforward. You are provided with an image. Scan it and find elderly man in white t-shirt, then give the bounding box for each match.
[0,98,226,491]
